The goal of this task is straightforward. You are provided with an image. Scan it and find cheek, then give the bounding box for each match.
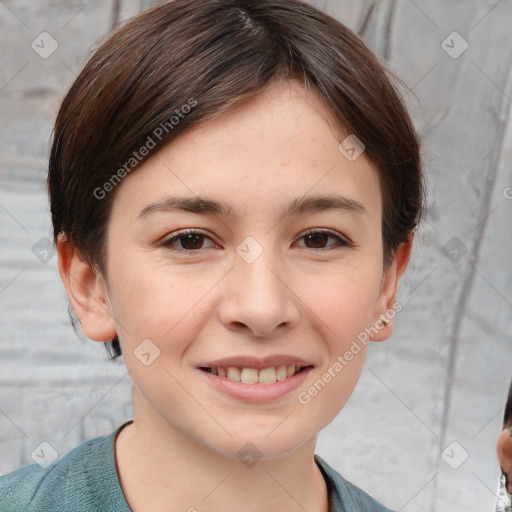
[108,254,214,343]
[296,335,367,434]
[303,262,383,339]
[292,263,381,421]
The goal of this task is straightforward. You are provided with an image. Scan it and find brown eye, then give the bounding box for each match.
[177,233,205,250]
[304,232,329,249]
[298,230,351,250]
[162,229,217,253]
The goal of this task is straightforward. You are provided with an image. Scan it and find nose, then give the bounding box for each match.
[218,242,300,339]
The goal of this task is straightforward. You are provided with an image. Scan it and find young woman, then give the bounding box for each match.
[0,1,423,510]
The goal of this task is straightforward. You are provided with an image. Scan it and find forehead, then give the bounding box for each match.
[110,80,382,224]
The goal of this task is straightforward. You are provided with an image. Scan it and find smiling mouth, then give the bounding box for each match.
[199,365,312,384]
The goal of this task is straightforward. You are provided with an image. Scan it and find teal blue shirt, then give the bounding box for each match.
[0,421,394,511]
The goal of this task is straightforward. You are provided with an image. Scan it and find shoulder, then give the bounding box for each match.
[0,426,131,512]
[314,455,395,512]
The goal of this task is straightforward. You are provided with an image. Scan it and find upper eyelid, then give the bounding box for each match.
[301,229,353,247]
[164,228,217,242]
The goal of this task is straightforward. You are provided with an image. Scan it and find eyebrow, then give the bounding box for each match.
[137,194,367,220]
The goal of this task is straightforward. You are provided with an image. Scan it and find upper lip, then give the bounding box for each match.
[197,355,314,370]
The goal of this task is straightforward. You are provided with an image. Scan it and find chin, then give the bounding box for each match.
[204,420,318,464]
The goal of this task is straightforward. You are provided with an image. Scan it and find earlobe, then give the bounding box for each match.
[370,236,413,342]
[57,233,117,342]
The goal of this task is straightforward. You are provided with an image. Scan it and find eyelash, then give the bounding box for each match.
[160,228,353,254]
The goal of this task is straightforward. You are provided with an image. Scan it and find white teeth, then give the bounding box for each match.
[241,368,259,384]
[227,367,241,381]
[258,367,276,384]
[276,365,287,381]
[209,364,305,384]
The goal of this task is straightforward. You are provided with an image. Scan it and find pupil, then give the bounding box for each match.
[182,234,203,250]
[306,233,327,248]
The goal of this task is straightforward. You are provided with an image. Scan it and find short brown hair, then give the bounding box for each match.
[505,380,512,428]
[48,0,424,360]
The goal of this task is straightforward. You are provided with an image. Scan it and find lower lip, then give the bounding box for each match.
[198,367,313,403]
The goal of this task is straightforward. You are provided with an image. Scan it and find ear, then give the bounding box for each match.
[370,236,413,342]
[57,233,117,342]
[497,427,512,488]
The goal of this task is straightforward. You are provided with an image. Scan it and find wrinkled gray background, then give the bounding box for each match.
[1,1,511,510]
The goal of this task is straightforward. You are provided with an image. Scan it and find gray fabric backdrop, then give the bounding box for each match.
[1,1,511,510]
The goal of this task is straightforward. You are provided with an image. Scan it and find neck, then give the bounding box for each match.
[114,388,329,512]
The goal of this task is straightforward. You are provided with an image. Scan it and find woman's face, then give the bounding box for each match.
[83,80,407,459]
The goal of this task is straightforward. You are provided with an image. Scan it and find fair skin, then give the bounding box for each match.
[58,80,411,512]
[497,424,512,494]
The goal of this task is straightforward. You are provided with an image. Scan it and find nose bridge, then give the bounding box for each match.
[234,234,284,303]
[220,234,299,337]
